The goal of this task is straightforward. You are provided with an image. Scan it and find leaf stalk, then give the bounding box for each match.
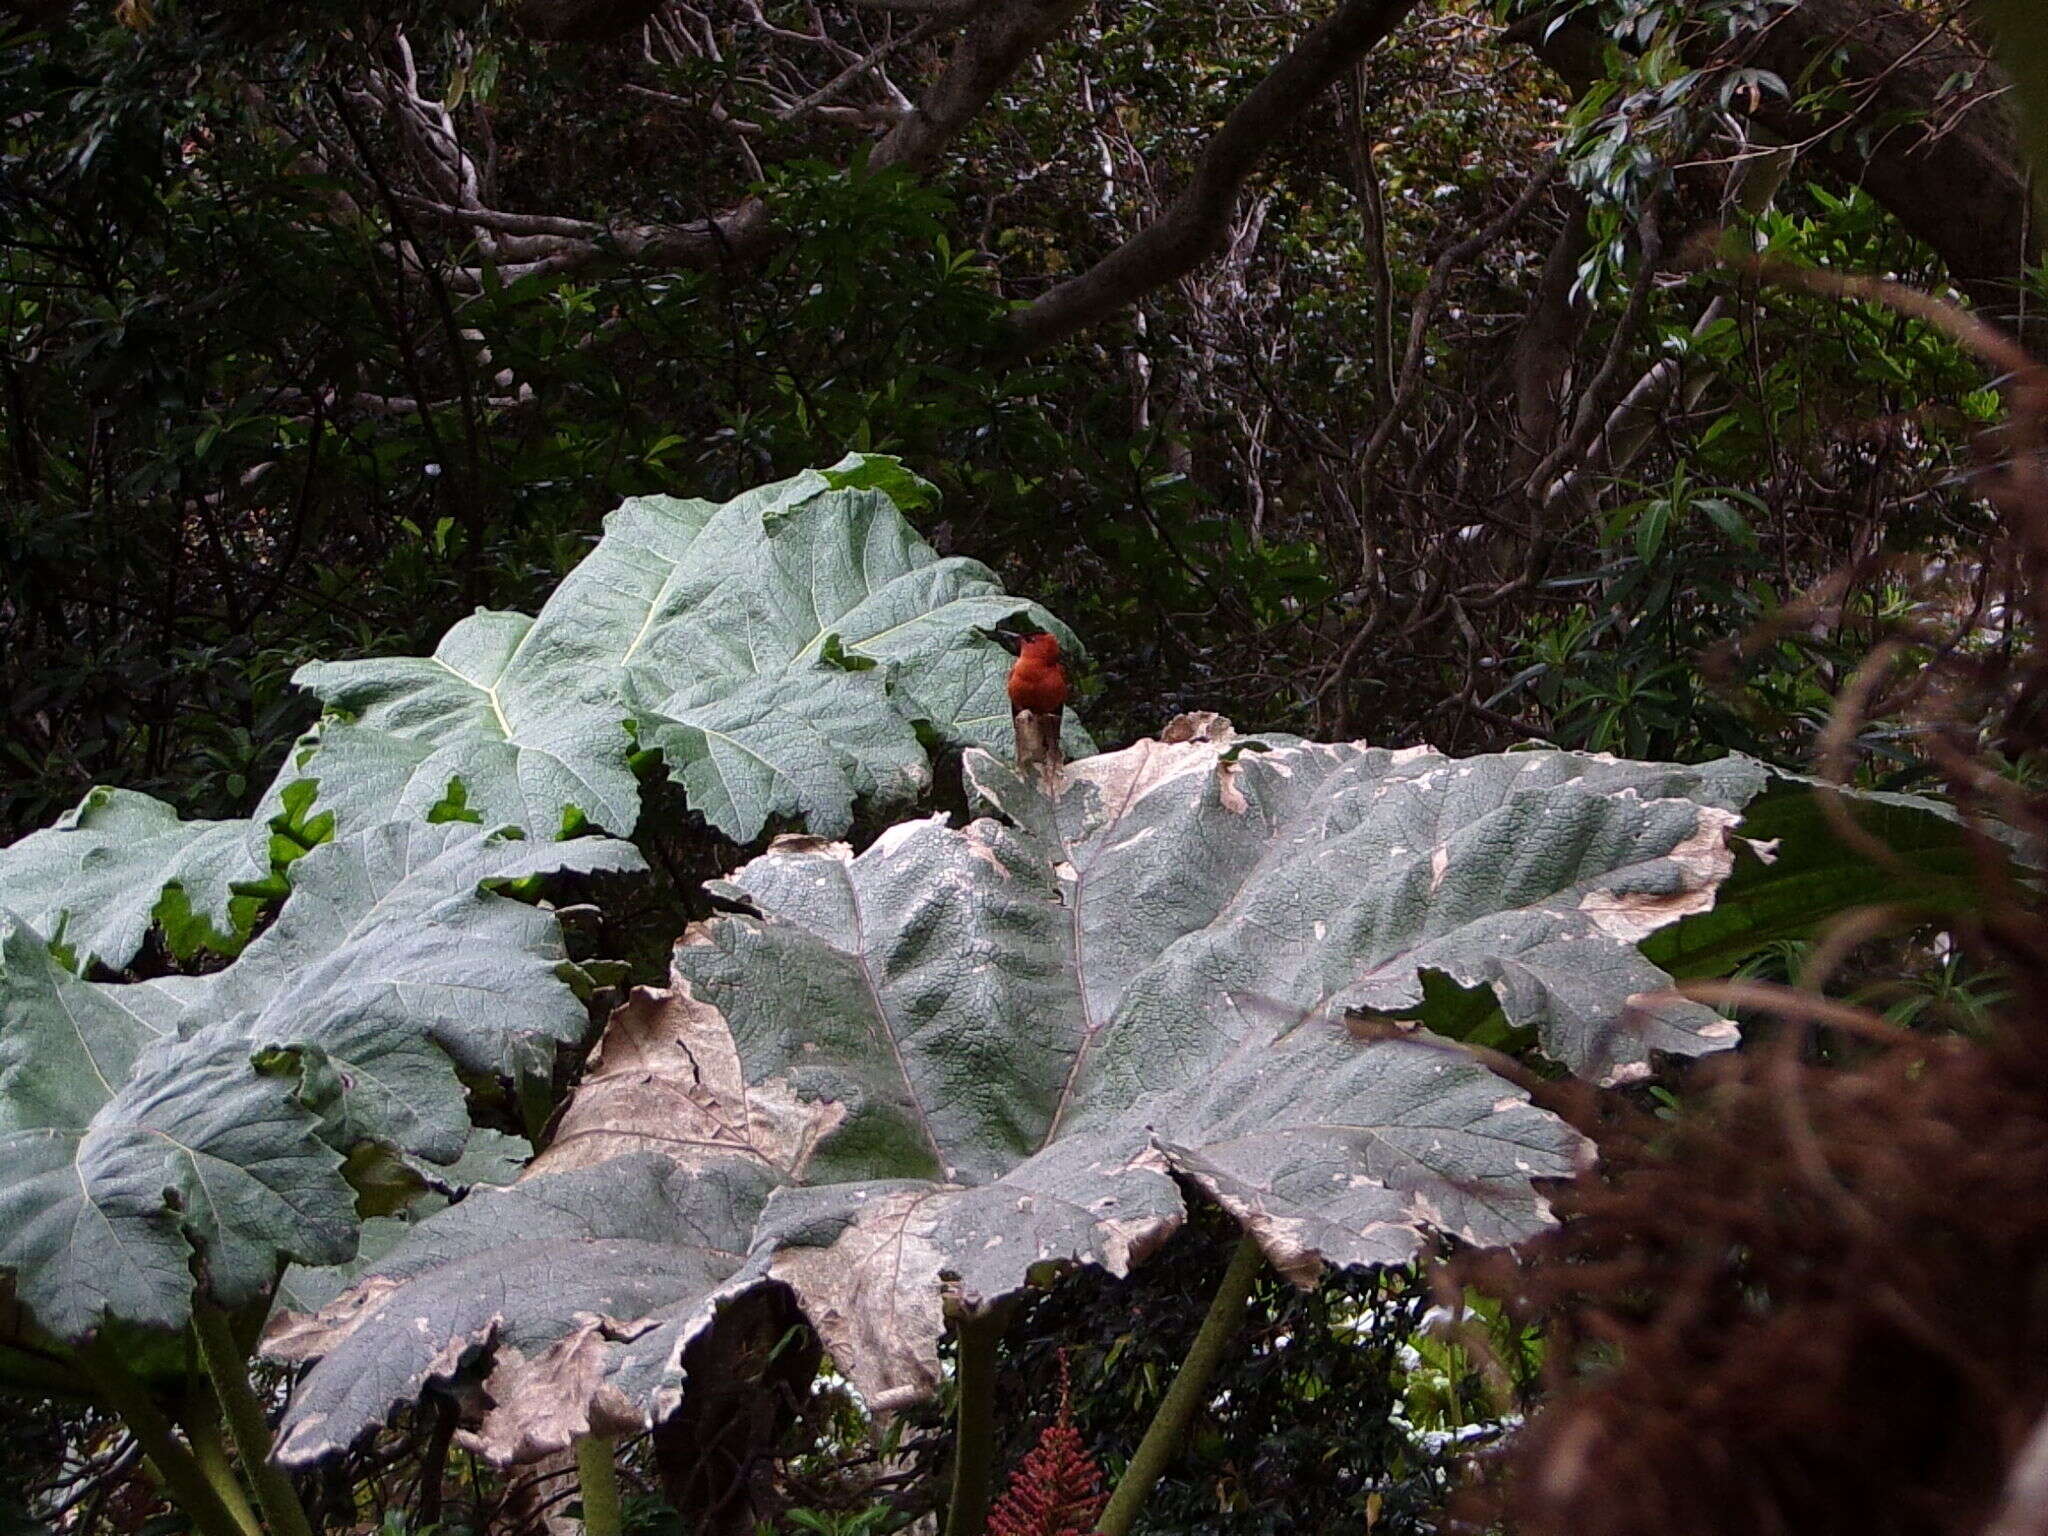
[192,1301,317,1536]
[574,1433,624,1536]
[77,1336,250,1536]
[943,1309,1004,1536]
[180,1384,264,1536]
[1095,1233,1266,1536]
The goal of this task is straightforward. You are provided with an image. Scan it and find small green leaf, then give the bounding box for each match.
[817,451,939,514]
[1635,500,1672,562]
[426,777,486,825]
[1695,497,1756,546]
[817,633,878,672]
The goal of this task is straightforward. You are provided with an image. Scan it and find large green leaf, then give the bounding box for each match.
[0,1028,353,1342]
[957,726,1773,1086]
[0,787,267,970]
[1641,777,1985,979]
[624,648,929,846]
[151,821,644,1160]
[0,824,641,1342]
[268,1153,778,1465]
[0,915,354,1339]
[286,721,1857,1461]
[268,722,1979,1463]
[274,456,1083,844]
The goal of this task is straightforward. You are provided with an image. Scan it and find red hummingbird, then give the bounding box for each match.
[1001,630,1068,780]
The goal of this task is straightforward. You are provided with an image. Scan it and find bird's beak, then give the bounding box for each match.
[985,623,1033,655]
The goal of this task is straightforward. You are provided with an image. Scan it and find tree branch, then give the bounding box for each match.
[843,0,978,12]
[1008,0,1425,354]
[365,0,1079,290]
[871,0,1088,173]
[1507,190,1592,482]
[778,16,942,121]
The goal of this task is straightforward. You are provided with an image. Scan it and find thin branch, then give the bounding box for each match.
[383,0,1078,290]
[1354,155,1563,486]
[777,16,943,121]
[1010,0,1426,354]
[1515,193,1669,502]
[396,195,600,240]
[267,386,534,420]
[872,0,1087,173]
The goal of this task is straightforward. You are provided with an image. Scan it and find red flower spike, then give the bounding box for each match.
[986,1353,1108,1536]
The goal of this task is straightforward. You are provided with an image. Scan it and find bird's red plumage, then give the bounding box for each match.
[1007,633,1068,715]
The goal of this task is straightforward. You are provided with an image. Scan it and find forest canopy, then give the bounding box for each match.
[4,0,2035,832]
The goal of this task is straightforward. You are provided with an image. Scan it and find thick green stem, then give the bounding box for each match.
[77,1339,248,1536]
[574,1434,623,1536]
[181,1387,264,1536]
[193,1301,316,1536]
[1096,1234,1266,1536]
[943,1310,1004,1536]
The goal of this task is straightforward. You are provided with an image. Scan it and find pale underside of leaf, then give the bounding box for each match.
[269,1153,774,1465]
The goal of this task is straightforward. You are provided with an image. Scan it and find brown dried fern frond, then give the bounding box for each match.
[1450,261,2048,1536]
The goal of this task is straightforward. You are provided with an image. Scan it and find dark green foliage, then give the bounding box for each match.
[2,0,2017,841]
[1,2,2039,1533]
[1494,184,2002,769]
[0,13,1083,833]
[983,1216,1458,1536]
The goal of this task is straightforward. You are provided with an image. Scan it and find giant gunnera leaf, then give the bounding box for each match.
[0,787,268,970]
[271,456,1084,844]
[0,823,641,1344]
[277,718,1868,1467]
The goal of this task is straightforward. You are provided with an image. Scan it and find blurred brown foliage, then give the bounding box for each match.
[1453,280,2048,1536]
